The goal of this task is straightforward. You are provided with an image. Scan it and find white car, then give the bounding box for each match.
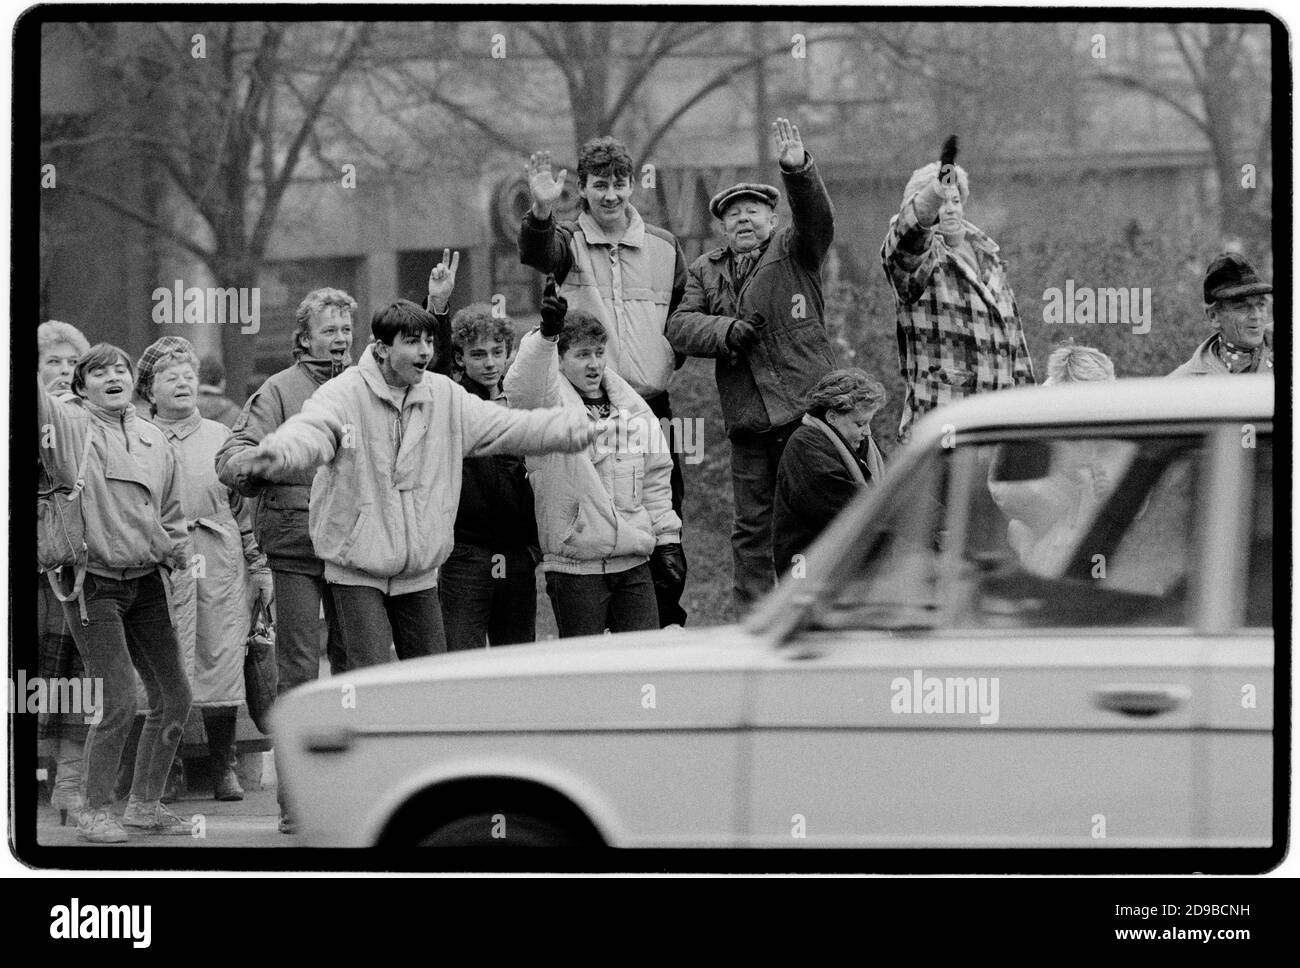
[272,376,1275,852]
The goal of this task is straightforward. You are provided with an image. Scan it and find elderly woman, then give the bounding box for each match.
[773,368,887,577]
[38,344,193,842]
[140,344,273,802]
[37,320,91,823]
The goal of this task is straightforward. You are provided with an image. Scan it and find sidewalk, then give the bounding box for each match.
[36,753,292,848]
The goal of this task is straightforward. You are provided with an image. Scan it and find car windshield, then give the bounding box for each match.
[807,431,1205,632]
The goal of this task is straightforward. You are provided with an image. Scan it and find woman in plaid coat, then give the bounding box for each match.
[881,158,1035,442]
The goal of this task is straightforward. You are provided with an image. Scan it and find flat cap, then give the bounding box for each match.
[709,182,780,219]
[1203,251,1272,303]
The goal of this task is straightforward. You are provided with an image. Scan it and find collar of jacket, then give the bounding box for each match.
[576,205,646,248]
[456,373,504,402]
[151,409,203,440]
[355,343,436,408]
[949,219,999,257]
[80,397,138,426]
[296,354,351,386]
[802,413,868,486]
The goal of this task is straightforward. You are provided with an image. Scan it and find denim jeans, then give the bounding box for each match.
[64,571,192,811]
[544,564,660,638]
[439,544,537,650]
[644,391,687,626]
[729,420,800,612]
[272,569,346,698]
[329,583,446,669]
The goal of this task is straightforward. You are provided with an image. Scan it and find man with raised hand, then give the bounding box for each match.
[668,118,838,613]
[519,137,690,627]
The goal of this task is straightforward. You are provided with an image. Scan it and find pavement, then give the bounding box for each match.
[36,753,296,849]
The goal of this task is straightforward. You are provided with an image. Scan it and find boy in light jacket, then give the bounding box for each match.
[505,283,684,637]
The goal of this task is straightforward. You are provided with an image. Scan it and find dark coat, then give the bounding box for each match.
[452,377,540,554]
[667,154,837,438]
[773,416,884,575]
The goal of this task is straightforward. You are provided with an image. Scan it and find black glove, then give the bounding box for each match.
[726,317,761,354]
[649,542,687,596]
[540,275,567,338]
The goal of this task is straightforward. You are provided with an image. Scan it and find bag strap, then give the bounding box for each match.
[248,591,270,633]
[39,422,95,499]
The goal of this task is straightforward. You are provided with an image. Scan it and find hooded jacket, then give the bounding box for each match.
[37,381,188,580]
[667,154,837,438]
[519,205,687,400]
[250,344,595,595]
[504,330,682,575]
[215,356,348,573]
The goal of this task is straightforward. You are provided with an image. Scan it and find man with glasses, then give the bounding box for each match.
[1171,252,1274,376]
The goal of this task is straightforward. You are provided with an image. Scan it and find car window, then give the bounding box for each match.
[817,432,1205,632]
[1245,435,1272,629]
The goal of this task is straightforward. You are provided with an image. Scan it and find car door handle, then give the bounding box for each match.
[1092,685,1190,717]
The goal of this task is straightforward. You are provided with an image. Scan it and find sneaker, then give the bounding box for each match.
[76,809,128,844]
[122,800,195,836]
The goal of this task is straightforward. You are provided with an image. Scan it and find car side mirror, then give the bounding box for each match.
[989,441,1052,482]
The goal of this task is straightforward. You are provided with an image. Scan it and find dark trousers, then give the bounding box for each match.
[644,391,687,626]
[729,420,801,612]
[544,564,659,638]
[65,571,192,810]
[439,544,537,650]
[329,583,446,669]
[272,568,346,698]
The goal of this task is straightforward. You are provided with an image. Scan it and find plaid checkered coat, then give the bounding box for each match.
[881,200,1035,441]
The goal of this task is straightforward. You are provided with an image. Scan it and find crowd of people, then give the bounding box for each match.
[36,116,1274,843]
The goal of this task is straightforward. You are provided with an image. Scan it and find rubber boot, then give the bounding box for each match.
[204,711,243,802]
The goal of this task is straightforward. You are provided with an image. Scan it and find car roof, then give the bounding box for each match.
[907,375,1274,444]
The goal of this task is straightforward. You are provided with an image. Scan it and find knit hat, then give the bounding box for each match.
[136,336,196,398]
[903,160,969,206]
[709,182,780,219]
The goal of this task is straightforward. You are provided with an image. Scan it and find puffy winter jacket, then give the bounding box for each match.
[504,330,682,575]
[37,381,188,580]
[519,205,686,399]
[250,344,595,595]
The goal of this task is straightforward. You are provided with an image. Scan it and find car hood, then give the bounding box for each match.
[271,625,769,736]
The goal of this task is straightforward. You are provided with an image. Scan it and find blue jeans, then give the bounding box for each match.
[329,583,446,669]
[729,420,800,612]
[64,571,192,811]
[439,544,537,650]
[272,569,346,697]
[544,564,659,638]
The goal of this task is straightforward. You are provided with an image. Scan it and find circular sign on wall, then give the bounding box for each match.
[492,169,582,246]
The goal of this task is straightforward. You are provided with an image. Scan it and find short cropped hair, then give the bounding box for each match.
[1044,345,1115,385]
[292,287,356,359]
[557,309,607,356]
[577,136,634,191]
[38,320,90,361]
[450,303,515,355]
[72,343,135,397]
[807,368,887,419]
[371,300,440,346]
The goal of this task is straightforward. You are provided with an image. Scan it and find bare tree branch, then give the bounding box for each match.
[56,181,216,264]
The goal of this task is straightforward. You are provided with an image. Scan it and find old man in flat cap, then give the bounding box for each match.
[1171,252,1274,376]
[668,117,838,612]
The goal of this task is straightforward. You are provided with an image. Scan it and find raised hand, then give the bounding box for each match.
[527,151,568,216]
[772,117,806,169]
[427,248,460,313]
[540,275,568,338]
